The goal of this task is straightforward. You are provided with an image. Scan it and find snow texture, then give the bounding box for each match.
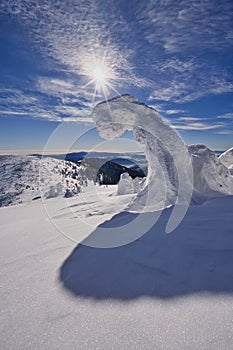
[1,187,233,350]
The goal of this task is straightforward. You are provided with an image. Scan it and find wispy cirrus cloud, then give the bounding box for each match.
[166,116,225,131]
[149,58,233,104]
[37,78,77,97]
[164,109,185,115]
[158,58,198,73]
[0,84,94,123]
[0,0,232,132]
[172,122,224,131]
[0,110,28,116]
[137,0,233,53]
[0,0,151,123]
[0,88,38,105]
[178,117,204,122]
[216,113,233,119]
[0,0,147,90]
[214,130,233,135]
[0,105,94,123]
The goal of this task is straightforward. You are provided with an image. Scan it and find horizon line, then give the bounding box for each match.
[0,148,144,156]
[0,146,228,156]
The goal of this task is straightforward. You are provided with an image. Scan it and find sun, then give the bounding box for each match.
[92,65,107,84]
[81,52,120,103]
[90,63,109,92]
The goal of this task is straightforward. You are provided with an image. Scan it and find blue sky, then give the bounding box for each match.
[0,0,232,153]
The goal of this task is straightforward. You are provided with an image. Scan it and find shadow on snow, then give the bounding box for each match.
[59,196,233,300]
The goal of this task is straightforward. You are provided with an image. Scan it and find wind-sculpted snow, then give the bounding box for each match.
[92,94,193,235]
[117,172,134,195]
[117,173,145,195]
[188,145,233,196]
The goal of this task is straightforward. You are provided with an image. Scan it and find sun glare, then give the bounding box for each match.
[82,52,120,103]
[92,65,107,84]
[90,62,110,94]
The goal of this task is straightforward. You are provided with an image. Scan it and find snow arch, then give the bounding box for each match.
[92,95,193,233]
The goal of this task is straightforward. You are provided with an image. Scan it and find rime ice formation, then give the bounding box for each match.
[92,95,193,214]
[0,155,85,207]
[117,172,134,195]
[117,173,146,196]
[188,145,233,196]
[93,95,233,222]
[219,147,233,170]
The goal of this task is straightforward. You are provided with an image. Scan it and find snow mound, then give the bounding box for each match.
[117,173,146,195]
[219,146,233,170]
[117,172,134,195]
[188,145,233,196]
[0,155,86,207]
[93,94,193,213]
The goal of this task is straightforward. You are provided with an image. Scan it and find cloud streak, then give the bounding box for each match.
[149,59,233,104]
[165,116,226,132]
[138,0,233,53]
[173,122,224,131]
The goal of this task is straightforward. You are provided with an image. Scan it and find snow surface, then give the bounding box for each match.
[0,187,233,350]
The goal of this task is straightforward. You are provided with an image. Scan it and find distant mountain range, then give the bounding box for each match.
[30,151,148,185]
[1,146,232,207]
[0,152,148,207]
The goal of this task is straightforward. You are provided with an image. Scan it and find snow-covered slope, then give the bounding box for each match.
[219,146,233,171]
[188,144,233,196]
[0,186,233,350]
[0,155,87,207]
